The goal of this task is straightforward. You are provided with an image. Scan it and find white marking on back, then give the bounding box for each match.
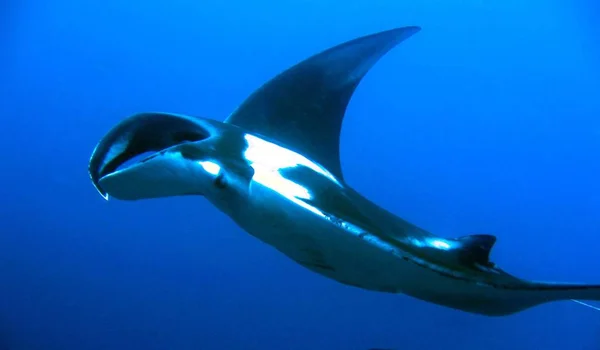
[243,134,341,185]
[198,160,221,175]
[242,134,343,217]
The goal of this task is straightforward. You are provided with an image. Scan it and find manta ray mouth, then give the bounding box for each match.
[111,149,168,172]
[88,112,211,199]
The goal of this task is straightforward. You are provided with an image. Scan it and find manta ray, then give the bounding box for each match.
[88,26,600,316]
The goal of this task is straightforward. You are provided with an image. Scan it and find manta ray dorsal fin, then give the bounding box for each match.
[225,26,421,180]
[455,234,497,267]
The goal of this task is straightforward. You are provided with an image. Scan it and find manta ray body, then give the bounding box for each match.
[88,27,600,316]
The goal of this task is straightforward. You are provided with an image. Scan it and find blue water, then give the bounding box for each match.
[2,1,600,349]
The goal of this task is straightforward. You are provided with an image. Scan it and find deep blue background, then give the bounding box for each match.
[2,1,600,349]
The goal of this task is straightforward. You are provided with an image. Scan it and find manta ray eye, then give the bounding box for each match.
[214,173,227,189]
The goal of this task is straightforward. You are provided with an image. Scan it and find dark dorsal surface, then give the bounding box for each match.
[225,26,421,181]
[455,234,497,267]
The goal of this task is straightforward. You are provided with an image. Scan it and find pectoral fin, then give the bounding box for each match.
[225,26,421,180]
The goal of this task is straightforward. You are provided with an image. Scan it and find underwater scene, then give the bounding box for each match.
[2,0,600,349]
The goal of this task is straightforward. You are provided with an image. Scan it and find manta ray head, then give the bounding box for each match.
[88,112,252,201]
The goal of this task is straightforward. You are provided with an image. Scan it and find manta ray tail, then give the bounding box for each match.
[478,281,600,316]
[571,299,600,312]
[517,281,600,314]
